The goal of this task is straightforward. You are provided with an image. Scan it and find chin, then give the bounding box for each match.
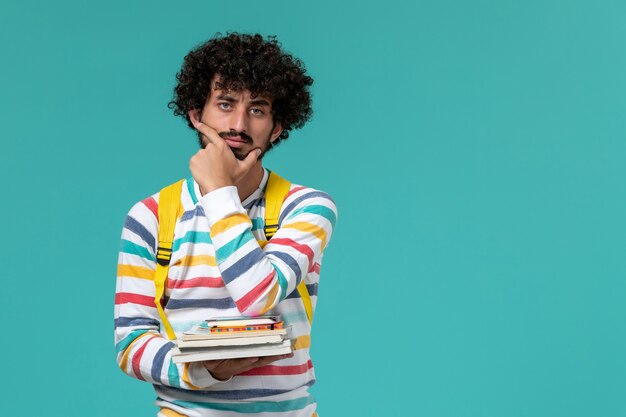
[230,147,248,161]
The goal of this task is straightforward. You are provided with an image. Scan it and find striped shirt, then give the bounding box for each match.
[114,169,337,417]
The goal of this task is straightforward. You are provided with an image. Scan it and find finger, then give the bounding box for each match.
[193,121,222,146]
[252,353,291,368]
[202,359,227,371]
[238,357,261,367]
[221,357,259,373]
[203,357,259,380]
[253,357,278,368]
[241,356,281,372]
[237,358,270,374]
[239,148,262,171]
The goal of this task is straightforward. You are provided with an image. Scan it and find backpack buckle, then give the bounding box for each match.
[264,223,279,239]
[156,246,172,266]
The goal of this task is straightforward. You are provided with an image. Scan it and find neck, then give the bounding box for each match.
[235,162,264,201]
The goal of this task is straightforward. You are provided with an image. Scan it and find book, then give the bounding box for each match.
[208,323,284,332]
[205,315,284,333]
[181,326,287,341]
[172,339,292,363]
[205,315,281,328]
[176,333,285,349]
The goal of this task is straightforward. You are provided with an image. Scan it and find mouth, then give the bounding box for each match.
[219,131,253,149]
[223,137,248,148]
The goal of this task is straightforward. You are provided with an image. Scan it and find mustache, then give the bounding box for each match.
[218,130,253,143]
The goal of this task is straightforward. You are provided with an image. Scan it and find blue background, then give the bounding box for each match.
[1,1,625,416]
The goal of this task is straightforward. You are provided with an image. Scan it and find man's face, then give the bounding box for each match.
[191,79,283,160]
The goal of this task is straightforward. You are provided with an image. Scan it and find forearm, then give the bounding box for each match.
[114,317,221,389]
[115,200,224,389]
[200,185,337,316]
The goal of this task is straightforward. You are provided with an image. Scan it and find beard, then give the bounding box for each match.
[197,130,274,160]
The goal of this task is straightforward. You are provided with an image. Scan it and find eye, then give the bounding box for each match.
[218,102,232,110]
[250,108,264,116]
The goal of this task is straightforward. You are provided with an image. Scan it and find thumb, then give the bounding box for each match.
[240,148,261,170]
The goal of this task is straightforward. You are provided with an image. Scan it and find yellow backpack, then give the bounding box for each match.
[153,171,313,340]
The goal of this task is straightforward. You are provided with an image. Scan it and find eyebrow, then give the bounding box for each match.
[250,98,271,107]
[216,93,271,107]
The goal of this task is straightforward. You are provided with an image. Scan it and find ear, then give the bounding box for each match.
[270,122,283,143]
[188,109,201,127]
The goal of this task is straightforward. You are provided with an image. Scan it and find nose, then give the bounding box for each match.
[228,106,248,133]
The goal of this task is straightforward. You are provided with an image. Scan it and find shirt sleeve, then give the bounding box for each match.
[114,196,225,390]
[200,185,338,316]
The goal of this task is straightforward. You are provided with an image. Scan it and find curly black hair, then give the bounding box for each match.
[168,33,314,145]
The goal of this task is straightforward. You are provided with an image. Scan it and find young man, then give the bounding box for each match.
[114,33,337,417]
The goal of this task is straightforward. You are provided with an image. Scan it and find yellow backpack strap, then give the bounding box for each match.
[263,171,314,326]
[297,278,314,326]
[263,171,291,240]
[154,179,184,340]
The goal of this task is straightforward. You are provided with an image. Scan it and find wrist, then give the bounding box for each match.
[207,370,232,381]
[202,363,234,382]
[198,179,233,196]
[199,186,245,226]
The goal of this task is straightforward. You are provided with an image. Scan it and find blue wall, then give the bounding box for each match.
[1,1,625,416]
